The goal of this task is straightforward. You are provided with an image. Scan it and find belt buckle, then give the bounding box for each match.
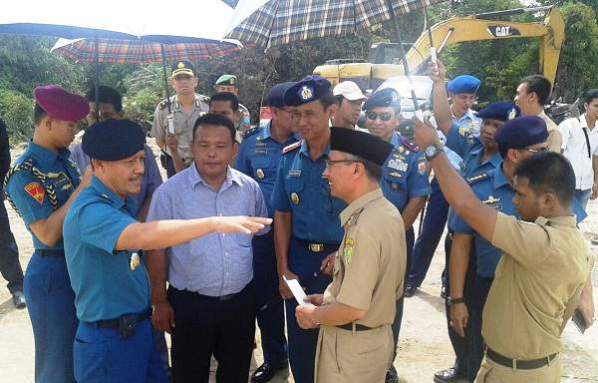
[309,243,324,252]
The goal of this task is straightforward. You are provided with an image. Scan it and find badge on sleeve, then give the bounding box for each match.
[343,238,354,264]
[24,182,45,204]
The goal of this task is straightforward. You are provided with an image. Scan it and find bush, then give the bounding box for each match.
[0,88,34,143]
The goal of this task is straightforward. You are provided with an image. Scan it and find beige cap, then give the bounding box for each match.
[333,81,366,101]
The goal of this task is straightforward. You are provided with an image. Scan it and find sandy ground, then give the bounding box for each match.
[0,139,597,382]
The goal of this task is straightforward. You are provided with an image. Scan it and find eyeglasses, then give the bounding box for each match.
[523,147,549,154]
[366,111,393,121]
[325,159,362,167]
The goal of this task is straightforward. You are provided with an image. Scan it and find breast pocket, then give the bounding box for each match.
[285,176,305,206]
[382,172,408,208]
[249,156,272,181]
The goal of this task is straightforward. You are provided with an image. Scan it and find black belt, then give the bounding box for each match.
[337,323,373,332]
[296,239,339,253]
[487,348,558,370]
[37,249,65,257]
[90,308,152,330]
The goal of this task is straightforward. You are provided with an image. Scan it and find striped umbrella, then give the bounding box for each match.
[226,0,447,49]
[51,37,242,64]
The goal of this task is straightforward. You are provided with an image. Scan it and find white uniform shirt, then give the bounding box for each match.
[559,113,598,190]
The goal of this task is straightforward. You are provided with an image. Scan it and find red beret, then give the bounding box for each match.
[33,85,89,122]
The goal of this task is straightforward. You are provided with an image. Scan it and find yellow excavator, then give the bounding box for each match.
[313,5,565,91]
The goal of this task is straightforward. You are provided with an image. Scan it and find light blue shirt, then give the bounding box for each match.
[63,177,149,322]
[146,164,269,297]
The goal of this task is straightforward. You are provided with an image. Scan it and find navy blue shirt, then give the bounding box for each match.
[446,121,481,159]
[5,142,80,250]
[235,122,299,216]
[380,132,430,212]
[63,177,149,322]
[271,140,345,244]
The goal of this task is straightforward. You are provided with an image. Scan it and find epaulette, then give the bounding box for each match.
[282,140,302,154]
[402,138,420,152]
[198,95,210,103]
[466,173,490,185]
[243,126,260,139]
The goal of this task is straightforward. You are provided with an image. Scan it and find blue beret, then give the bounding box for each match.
[82,119,145,161]
[331,127,393,166]
[495,116,548,154]
[363,88,400,111]
[447,75,481,94]
[477,102,520,122]
[267,82,295,108]
[284,76,331,107]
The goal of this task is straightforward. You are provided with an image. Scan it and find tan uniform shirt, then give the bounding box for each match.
[482,213,593,359]
[539,111,563,153]
[151,94,209,164]
[322,188,406,328]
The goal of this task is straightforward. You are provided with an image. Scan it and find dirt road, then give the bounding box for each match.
[1,141,596,382]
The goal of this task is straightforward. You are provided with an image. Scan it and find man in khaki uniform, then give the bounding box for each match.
[295,127,406,383]
[151,60,209,177]
[412,116,594,383]
[214,74,252,133]
[515,74,562,152]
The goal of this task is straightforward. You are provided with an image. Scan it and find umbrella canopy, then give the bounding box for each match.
[226,0,446,48]
[51,38,242,64]
[0,0,233,42]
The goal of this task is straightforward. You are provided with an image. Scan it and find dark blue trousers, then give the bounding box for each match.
[74,319,169,383]
[467,275,493,381]
[23,252,77,383]
[285,239,334,383]
[391,227,414,360]
[407,178,449,289]
[0,200,23,294]
[253,232,288,366]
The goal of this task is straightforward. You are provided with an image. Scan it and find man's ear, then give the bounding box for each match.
[539,190,559,211]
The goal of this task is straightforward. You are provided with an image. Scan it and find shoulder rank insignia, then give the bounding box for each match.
[343,238,355,264]
[458,127,471,137]
[402,139,420,153]
[282,140,302,154]
[466,173,490,185]
[243,126,259,139]
[24,182,45,204]
[482,195,500,205]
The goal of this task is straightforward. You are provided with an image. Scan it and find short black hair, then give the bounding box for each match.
[193,113,236,143]
[209,92,239,112]
[33,103,47,125]
[514,151,575,206]
[583,89,598,105]
[319,91,337,110]
[85,86,123,112]
[345,153,382,182]
[520,75,552,105]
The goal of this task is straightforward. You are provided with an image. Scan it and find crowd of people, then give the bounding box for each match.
[0,57,596,383]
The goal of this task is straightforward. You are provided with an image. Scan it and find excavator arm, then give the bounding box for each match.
[403,6,565,84]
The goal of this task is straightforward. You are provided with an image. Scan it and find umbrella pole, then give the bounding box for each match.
[160,44,172,115]
[94,36,100,122]
[384,0,420,111]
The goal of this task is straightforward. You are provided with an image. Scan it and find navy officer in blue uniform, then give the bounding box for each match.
[236,82,299,382]
[363,88,431,382]
[447,116,587,381]
[271,76,346,383]
[4,85,91,383]
[63,119,272,383]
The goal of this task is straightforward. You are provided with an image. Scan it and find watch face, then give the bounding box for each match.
[425,145,436,157]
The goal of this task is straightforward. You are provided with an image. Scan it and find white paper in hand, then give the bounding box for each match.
[283,275,307,305]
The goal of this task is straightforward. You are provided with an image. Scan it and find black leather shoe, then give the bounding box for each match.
[404,284,416,298]
[433,367,466,383]
[12,291,26,309]
[385,365,399,383]
[251,362,287,383]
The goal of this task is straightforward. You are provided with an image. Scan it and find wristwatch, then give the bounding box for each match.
[424,143,444,161]
[448,297,466,306]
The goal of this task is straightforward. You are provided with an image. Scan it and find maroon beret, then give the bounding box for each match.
[33,85,89,122]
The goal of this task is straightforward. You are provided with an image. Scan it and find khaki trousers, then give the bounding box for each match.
[315,324,393,383]
[475,353,561,383]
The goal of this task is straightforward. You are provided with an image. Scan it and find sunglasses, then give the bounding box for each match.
[366,111,393,121]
